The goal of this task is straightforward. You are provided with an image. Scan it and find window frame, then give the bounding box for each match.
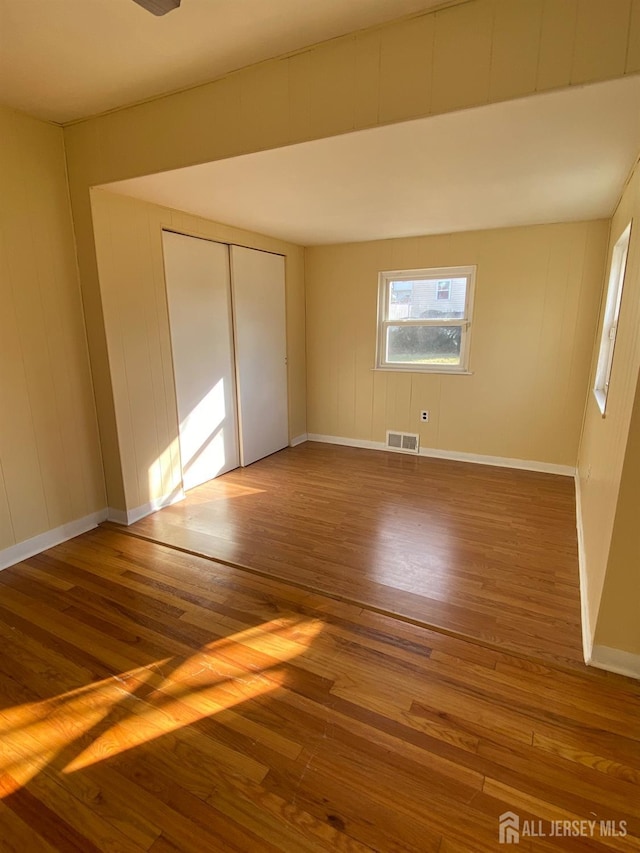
[593,222,632,416]
[376,265,476,374]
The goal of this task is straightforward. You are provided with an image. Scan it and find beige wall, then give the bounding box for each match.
[305,221,607,466]
[577,157,640,657]
[63,0,640,515]
[595,374,640,656]
[64,0,640,187]
[90,189,305,514]
[0,106,105,552]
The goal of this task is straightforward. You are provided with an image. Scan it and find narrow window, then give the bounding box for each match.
[594,223,632,415]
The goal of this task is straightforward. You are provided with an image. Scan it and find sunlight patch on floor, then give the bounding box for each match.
[0,617,323,792]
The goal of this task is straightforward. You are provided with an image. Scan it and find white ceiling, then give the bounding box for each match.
[103,76,640,246]
[0,0,446,123]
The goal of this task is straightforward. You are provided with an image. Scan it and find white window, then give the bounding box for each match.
[593,222,631,416]
[436,280,451,300]
[376,265,476,373]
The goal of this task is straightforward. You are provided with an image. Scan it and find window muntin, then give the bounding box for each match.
[377,266,476,373]
[593,223,631,415]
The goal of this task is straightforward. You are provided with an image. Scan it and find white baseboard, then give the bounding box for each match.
[418,446,575,476]
[307,434,576,477]
[0,509,109,571]
[290,433,308,447]
[574,473,594,664]
[590,645,640,680]
[107,488,185,527]
[309,434,382,452]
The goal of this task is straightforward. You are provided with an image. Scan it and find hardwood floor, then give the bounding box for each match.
[0,526,638,851]
[127,442,584,668]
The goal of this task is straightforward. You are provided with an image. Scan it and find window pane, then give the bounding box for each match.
[386,325,462,365]
[388,278,467,320]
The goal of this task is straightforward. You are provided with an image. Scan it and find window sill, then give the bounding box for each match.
[372,367,473,375]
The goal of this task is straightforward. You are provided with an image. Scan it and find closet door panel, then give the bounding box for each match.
[230,246,288,466]
[163,231,239,490]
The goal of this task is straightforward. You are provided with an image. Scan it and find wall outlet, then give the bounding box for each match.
[420,410,429,423]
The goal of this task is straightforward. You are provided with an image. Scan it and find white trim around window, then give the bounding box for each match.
[376,265,476,373]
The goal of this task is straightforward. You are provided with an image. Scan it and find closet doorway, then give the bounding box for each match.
[162,231,288,492]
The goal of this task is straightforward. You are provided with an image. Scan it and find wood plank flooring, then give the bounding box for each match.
[127,443,584,668]
[0,526,638,851]
[1,444,637,851]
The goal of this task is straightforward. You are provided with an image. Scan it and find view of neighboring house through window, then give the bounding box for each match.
[593,222,632,415]
[376,265,476,373]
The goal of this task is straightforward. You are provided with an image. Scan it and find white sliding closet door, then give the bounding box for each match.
[163,231,239,491]
[230,246,288,466]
